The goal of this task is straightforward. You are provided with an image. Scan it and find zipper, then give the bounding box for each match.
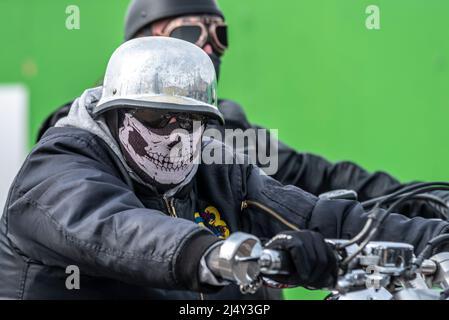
[241,200,300,231]
[163,197,178,218]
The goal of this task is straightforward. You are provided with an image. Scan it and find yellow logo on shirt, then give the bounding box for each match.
[194,206,230,239]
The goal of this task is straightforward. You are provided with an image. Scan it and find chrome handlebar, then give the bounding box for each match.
[211,232,449,299]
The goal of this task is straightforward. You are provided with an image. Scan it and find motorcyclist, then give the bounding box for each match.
[1,37,448,300]
[37,0,449,220]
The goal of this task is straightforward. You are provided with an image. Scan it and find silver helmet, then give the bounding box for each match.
[95,36,224,124]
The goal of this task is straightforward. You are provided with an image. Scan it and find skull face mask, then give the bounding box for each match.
[117,111,203,191]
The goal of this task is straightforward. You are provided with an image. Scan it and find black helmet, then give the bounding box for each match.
[124,0,224,41]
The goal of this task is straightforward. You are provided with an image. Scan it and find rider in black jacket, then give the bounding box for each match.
[1,37,448,300]
[36,0,449,220]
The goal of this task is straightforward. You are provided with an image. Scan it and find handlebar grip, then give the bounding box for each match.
[259,249,295,275]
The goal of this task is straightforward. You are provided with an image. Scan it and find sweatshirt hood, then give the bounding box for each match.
[55,86,198,198]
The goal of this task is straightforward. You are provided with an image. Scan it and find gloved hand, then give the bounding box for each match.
[264,230,338,289]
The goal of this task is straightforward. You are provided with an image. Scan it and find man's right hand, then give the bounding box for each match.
[264,230,339,289]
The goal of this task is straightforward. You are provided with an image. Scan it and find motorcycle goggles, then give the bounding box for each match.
[128,109,207,131]
[161,15,228,55]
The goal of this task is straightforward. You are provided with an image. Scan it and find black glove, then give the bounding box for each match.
[264,230,338,289]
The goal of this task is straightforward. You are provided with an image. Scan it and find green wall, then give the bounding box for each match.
[1,0,448,299]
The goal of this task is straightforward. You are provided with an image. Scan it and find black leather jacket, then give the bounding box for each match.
[1,126,448,299]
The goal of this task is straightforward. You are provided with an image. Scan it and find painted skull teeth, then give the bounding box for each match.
[145,153,194,172]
